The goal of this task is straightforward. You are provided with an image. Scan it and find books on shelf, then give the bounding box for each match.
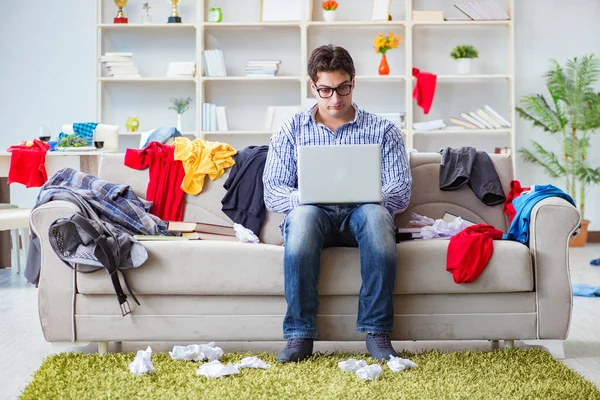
[203,50,227,77]
[167,61,196,78]
[245,60,280,77]
[446,105,511,130]
[454,0,510,20]
[100,52,140,78]
[413,119,446,131]
[375,112,406,131]
[201,103,229,131]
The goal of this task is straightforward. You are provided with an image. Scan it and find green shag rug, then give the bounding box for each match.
[21,349,600,400]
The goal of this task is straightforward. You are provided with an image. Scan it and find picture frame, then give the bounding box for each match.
[372,0,391,21]
[260,0,302,22]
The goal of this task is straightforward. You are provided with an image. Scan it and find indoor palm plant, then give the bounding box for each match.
[516,54,600,246]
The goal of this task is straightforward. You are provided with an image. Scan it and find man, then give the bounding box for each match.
[262,44,412,363]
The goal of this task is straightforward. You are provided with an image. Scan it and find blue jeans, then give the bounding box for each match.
[282,204,397,339]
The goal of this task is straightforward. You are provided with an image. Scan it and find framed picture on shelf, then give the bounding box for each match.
[260,0,302,22]
[372,0,391,21]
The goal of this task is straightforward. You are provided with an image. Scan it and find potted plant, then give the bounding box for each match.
[450,44,479,75]
[322,1,338,23]
[373,32,403,75]
[516,54,600,247]
[169,97,193,132]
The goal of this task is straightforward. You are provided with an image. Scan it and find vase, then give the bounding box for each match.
[323,10,336,22]
[456,58,472,74]
[378,55,390,75]
[176,114,183,132]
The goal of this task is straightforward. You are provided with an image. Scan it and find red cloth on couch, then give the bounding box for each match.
[504,180,530,224]
[446,224,503,284]
[124,142,186,221]
[7,139,51,188]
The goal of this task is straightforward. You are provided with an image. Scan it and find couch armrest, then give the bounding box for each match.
[529,197,581,339]
[30,200,81,342]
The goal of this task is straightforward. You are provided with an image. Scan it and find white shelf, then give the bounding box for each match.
[203,131,271,135]
[202,76,301,81]
[98,77,196,82]
[412,20,511,26]
[308,21,406,27]
[119,131,197,136]
[436,74,512,80]
[355,75,407,82]
[97,23,196,29]
[414,129,512,135]
[203,22,300,28]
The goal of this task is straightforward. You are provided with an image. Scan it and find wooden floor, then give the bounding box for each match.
[1,245,599,399]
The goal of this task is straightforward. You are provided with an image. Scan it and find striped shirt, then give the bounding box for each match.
[262,103,412,215]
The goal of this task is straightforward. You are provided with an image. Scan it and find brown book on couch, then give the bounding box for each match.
[181,232,238,241]
[168,221,236,236]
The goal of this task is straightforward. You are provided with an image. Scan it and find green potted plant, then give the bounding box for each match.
[169,97,193,132]
[516,54,600,247]
[450,44,479,74]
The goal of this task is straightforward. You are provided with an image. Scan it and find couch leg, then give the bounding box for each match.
[504,340,514,349]
[98,341,109,355]
[491,340,500,350]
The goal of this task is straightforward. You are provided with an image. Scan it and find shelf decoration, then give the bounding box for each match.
[208,5,223,22]
[141,2,152,24]
[169,97,193,132]
[322,1,338,23]
[167,0,182,23]
[450,44,479,75]
[114,0,129,23]
[373,32,403,75]
[126,117,140,132]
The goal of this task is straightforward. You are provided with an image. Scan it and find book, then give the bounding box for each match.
[182,232,239,241]
[449,117,477,129]
[167,221,236,236]
[442,212,476,226]
[134,235,190,241]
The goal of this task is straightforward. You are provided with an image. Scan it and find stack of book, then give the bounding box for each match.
[167,62,196,78]
[245,60,280,77]
[168,221,238,241]
[454,0,510,20]
[447,105,511,130]
[202,103,229,132]
[203,50,227,77]
[100,52,140,78]
[375,112,405,130]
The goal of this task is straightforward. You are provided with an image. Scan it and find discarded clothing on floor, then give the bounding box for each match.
[590,258,600,266]
[439,146,506,206]
[572,284,600,297]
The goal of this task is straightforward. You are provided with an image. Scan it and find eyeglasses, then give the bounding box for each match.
[314,83,353,98]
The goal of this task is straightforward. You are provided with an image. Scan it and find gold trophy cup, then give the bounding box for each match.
[114,0,129,23]
[168,0,182,23]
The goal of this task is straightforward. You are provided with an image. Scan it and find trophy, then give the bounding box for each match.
[114,0,128,24]
[167,0,182,23]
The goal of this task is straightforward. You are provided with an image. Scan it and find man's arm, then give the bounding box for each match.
[262,123,300,214]
[381,125,412,214]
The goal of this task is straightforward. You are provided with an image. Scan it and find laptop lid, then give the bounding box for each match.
[297,144,382,205]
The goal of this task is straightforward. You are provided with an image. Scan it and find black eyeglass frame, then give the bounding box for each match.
[313,80,354,98]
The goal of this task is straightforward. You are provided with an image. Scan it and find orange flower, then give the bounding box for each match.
[373,32,403,55]
[322,0,338,11]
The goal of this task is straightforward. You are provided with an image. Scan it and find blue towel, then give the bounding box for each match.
[141,127,181,149]
[572,283,600,297]
[503,184,576,246]
[58,122,99,146]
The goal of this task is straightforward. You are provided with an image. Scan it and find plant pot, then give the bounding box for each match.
[378,55,390,75]
[456,58,472,75]
[569,219,590,247]
[323,10,336,22]
[176,113,183,132]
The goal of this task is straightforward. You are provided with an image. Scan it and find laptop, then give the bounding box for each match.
[297,144,382,205]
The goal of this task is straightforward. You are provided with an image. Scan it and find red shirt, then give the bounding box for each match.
[7,139,51,188]
[124,142,186,221]
[504,180,530,224]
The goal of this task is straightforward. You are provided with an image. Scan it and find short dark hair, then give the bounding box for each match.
[307,44,355,83]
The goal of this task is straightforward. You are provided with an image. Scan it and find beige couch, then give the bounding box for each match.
[30,152,581,354]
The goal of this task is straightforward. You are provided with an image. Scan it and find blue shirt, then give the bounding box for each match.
[262,103,412,215]
[503,184,576,245]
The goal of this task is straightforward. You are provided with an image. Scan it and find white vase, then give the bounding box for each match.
[323,10,336,22]
[176,114,183,132]
[456,58,472,75]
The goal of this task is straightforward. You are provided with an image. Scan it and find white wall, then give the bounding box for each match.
[1,0,599,228]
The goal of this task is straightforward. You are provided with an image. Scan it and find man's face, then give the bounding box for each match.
[310,70,354,119]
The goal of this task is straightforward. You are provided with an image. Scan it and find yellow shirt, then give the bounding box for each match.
[173,137,237,195]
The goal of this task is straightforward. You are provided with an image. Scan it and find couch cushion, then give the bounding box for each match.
[77,239,532,296]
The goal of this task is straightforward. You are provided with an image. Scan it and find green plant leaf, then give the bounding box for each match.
[516,95,563,133]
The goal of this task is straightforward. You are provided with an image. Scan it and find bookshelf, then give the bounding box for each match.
[95,0,515,155]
